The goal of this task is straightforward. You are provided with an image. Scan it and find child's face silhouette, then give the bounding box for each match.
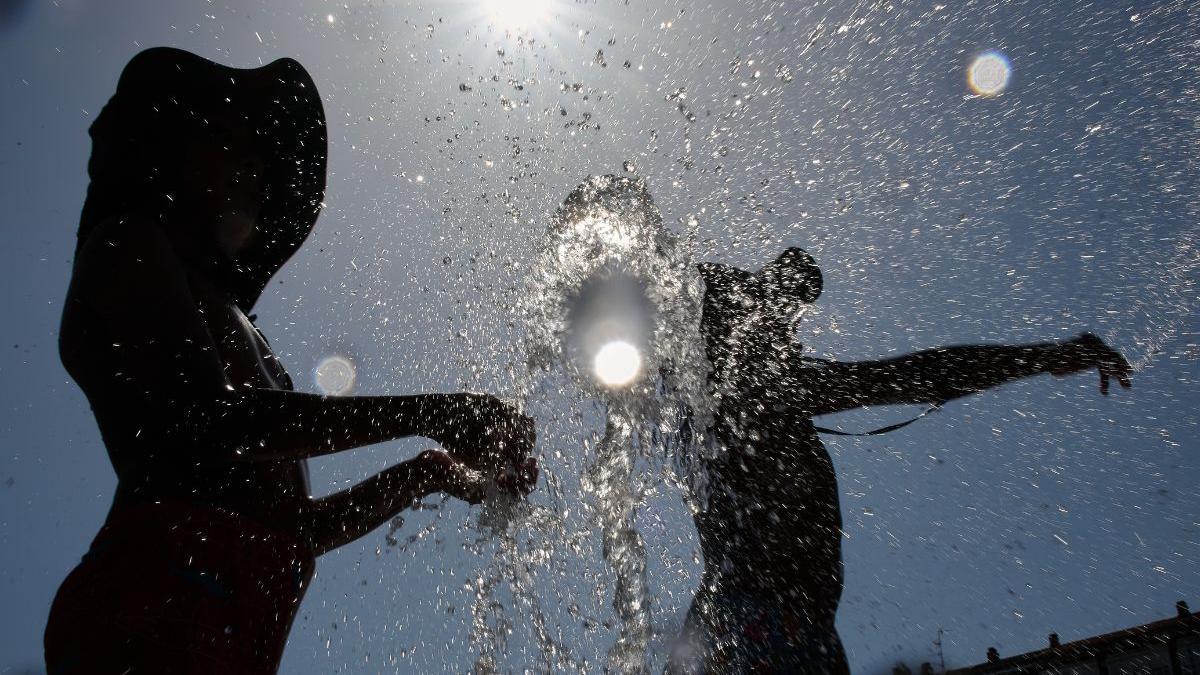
[181,118,266,259]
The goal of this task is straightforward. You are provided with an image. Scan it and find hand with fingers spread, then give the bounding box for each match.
[1051,332,1133,394]
[421,393,539,502]
[426,393,537,468]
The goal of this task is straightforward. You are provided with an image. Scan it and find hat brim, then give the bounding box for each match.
[94,47,327,311]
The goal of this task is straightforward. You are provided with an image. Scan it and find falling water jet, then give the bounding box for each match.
[517,174,713,672]
[466,175,712,673]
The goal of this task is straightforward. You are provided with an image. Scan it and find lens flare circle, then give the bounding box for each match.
[968,51,1011,96]
[314,354,356,395]
[593,340,642,387]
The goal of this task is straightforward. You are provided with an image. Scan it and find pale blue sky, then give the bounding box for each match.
[1,1,1197,673]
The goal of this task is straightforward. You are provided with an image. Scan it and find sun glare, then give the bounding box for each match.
[482,0,552,31]
[594,340,642,387]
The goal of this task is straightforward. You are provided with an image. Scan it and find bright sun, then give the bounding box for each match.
[594,340,642,387]
[481,0,552,31]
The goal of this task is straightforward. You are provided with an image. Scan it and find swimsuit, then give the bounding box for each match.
[44,500,314,674]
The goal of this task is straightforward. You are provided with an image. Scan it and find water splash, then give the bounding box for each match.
[464,175,713,672]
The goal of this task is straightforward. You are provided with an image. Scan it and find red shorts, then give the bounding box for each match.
[44,501,315,675]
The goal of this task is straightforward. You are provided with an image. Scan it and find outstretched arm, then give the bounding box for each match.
[797,333,1131,416]
[189,389,530,465]
[66,218,532,467]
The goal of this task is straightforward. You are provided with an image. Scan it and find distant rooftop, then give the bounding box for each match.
[948,601,1200,675]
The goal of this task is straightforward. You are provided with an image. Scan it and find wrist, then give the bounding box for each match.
[413,450,448,496]
[408,394,450,443]
[1045,339,1080,375]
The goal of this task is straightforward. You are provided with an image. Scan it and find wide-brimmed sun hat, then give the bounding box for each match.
[79,47,327,311]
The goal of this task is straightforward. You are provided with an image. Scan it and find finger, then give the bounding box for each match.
[496,460,538,495]
[1101,342,1132,370]
[463,484,486,505]
[460,480,486,504]
[496,465,522,486]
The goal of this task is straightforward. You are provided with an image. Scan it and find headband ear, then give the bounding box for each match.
[756,247,822,303]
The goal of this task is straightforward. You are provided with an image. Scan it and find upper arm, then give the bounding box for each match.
[63,218,230,400]
[789,358,856,416]
[791,357,933,416]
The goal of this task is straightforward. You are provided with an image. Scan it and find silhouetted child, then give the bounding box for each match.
[668,248,1131,674]
[47,48,536,674]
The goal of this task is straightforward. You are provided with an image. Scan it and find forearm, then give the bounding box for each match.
[869,342,1062,404]
[305,453,441,556]
[182,390,457,462]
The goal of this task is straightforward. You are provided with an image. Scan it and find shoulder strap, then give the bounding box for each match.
[813,404,942,437]
[244,313,296,392]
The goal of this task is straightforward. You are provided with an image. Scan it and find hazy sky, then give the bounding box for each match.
[1,0,1197,673]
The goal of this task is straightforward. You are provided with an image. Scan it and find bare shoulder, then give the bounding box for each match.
[61,216,228,392]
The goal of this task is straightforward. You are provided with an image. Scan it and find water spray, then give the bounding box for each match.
[521,174,713,672]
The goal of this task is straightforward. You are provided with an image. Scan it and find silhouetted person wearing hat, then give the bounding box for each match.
[46,48,537,674]
[667,248,1131,674]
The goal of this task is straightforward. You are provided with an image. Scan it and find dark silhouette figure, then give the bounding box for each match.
[668,248,1131,674]
[45,48,536,674]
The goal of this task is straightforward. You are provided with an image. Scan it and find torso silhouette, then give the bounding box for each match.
[680,254,1130,673]
[696,339,844,623]
[60,235,311,532]
[51,219,317,673]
